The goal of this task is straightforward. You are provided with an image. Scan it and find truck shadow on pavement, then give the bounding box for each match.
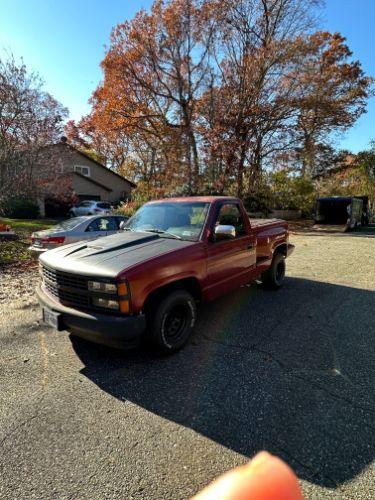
[72,277,375,489]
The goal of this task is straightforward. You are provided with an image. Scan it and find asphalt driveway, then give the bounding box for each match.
[1,226,374,499]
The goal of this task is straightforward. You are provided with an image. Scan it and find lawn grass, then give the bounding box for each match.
[1,218,58,235]
[0,218,59,268]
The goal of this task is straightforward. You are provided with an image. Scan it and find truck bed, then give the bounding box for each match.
[250,218,284,227]
[250,218,289,265]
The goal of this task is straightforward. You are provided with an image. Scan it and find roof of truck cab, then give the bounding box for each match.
[146,196,238,203]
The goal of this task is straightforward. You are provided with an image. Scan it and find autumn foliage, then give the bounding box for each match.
[66,0,373,201]
[0,55,68,214]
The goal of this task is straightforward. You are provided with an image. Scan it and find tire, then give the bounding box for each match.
[262,253,286,290]
[147,290,197,354]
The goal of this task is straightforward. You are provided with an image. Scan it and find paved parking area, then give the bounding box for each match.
[0,226,374,499]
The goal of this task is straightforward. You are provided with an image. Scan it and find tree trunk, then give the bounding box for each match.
[236,142,247,198]
[248,138,262,195]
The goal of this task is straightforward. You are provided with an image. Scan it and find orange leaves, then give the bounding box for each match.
[66,0,373,198]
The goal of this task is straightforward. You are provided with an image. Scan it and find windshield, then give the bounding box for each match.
[51,217,87,232]
[125,202,210,241]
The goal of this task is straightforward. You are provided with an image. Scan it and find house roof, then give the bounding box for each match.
[47,141,137,187]
[73,172,113,192]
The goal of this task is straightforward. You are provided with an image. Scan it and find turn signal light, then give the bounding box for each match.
[117,282,128,296]
[119,300,130,314]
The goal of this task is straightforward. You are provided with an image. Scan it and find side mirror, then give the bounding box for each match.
[214,224,236,240]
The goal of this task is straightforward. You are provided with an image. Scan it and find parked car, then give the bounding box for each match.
[29,215,128,258]
[36,196,294,354]
[68,201,112,217]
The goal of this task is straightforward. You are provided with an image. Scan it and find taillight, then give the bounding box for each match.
[42,236,65,244]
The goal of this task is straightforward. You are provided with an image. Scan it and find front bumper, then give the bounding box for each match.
[36,285,146,349]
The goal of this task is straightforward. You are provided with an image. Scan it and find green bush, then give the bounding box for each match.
[242,180,273,214]
[270,171,315,217]
[5,198,40,219]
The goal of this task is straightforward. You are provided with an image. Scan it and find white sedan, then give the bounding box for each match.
[68,201,112,217]
[29,215,128,258]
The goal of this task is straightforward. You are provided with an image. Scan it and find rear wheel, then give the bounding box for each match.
[262,253,286,290]
[147,290,197,355]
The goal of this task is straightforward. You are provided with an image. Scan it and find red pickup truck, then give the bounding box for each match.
[37,197,294,354]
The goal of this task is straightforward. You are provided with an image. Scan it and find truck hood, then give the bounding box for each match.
[39,231,195,278]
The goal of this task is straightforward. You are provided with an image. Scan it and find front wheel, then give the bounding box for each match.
[147,290,197,355]
[262,253,286,290]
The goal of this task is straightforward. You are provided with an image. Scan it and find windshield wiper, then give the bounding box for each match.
[145,229,182,240]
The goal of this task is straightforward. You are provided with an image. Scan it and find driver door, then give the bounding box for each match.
[206,202,256,301]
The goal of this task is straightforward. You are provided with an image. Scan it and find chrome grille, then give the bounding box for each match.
[41,264,122,314]
[44,281,90,307]
[42,266,88,290]
[42,265,90,308]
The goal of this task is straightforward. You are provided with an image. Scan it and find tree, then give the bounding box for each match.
[71,0,372,201]
[72,0,217,195]
[292,32,373,177]
[0,55,68,212]
[198,0,322,197]
[356,141,375,181]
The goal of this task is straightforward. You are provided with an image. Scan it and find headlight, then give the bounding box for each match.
[88,280,130,313]
[88,281,117,294]
[92,297,119,310]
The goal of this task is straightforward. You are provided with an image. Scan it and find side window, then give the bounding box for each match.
[106,217,119,231]
[86,218,112,232]
[97,202,111,209]
[115,216,128,229]
[215,204,246,237]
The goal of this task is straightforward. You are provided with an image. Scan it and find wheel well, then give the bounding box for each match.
[273,243,287,257]
[143,277,201,314]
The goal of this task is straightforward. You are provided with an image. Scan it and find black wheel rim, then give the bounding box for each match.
[276,260,285,283]
[163,305,188,344]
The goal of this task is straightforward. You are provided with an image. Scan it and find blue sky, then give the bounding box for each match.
[0,0,374,152]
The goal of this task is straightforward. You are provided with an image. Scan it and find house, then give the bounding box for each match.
[35,138,135,216]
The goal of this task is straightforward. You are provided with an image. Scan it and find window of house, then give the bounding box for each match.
[74,165,91,177]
